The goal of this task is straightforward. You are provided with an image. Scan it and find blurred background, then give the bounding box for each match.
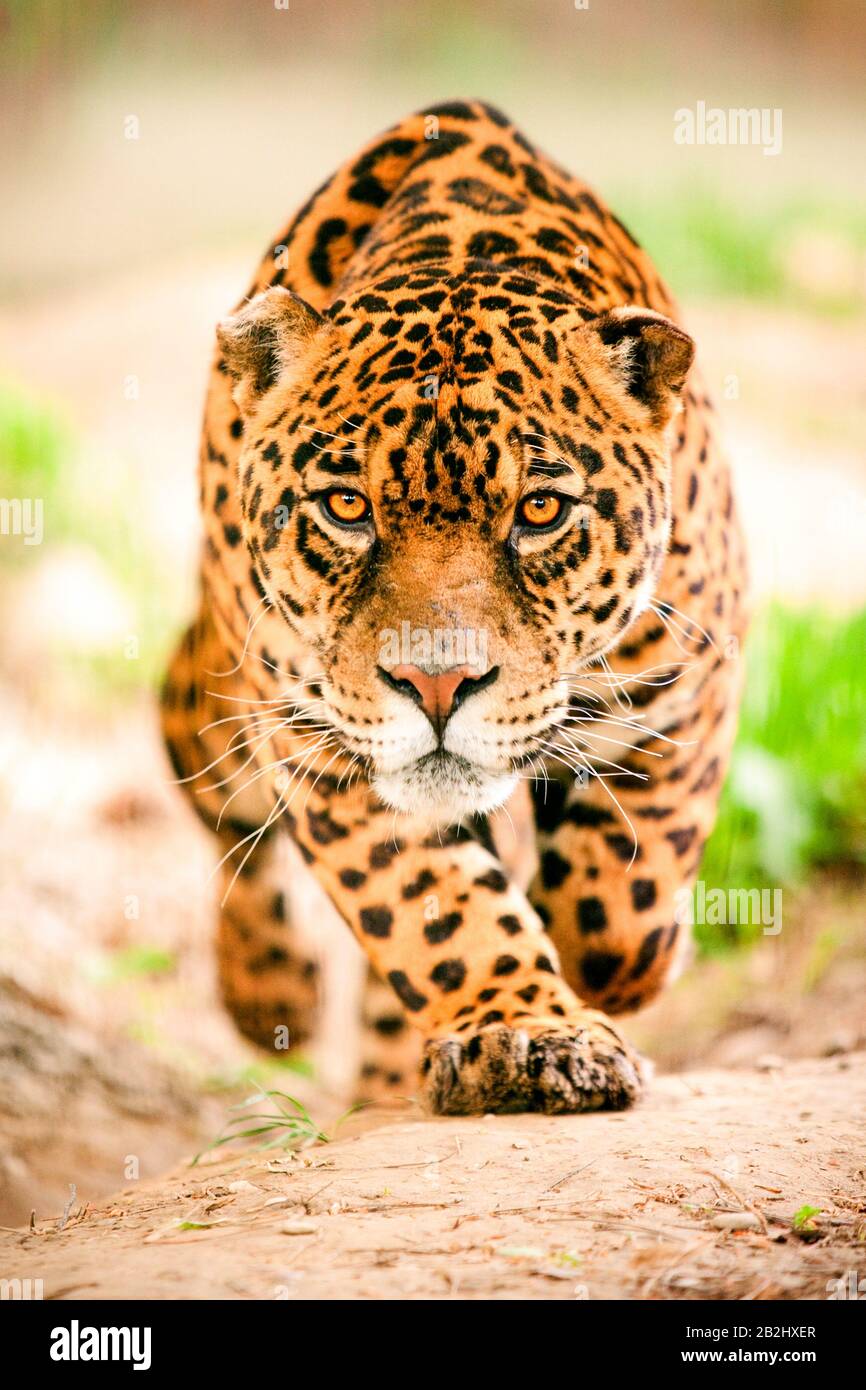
[0,0,864,1225]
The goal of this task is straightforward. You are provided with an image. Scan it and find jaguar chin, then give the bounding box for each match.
[372,748,518,824]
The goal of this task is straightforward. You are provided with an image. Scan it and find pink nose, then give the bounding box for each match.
[386,663,495,734]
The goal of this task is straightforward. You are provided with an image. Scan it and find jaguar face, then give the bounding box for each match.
[218,272,693,824]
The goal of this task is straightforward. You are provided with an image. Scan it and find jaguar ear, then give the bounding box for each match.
[589,307,694,429]
[217,288,325,415]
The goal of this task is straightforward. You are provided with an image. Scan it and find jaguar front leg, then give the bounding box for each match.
[291,780,642,1115]
[528,648,744,1017]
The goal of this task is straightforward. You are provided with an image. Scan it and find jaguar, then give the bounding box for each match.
[161,100,747,1114]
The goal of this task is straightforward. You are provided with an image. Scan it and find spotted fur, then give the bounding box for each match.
[162,101,747,1114]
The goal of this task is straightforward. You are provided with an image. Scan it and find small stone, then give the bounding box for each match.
[227,1180,259,1194]
[281,1220,318,1236]
[711,1212,762,1231]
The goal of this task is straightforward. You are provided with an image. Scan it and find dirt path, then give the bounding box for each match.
[3,1054,863,1301]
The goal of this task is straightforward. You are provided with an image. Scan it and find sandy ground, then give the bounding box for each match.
[2,1055,863,1301]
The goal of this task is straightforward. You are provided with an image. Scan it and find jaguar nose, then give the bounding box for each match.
[378,663,500,736]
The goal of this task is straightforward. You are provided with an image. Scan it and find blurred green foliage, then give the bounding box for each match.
[615,186,866,318]
[105,945,178,980]
[697,605,866,949]
[0,380,179,693]
[0,379,67,495]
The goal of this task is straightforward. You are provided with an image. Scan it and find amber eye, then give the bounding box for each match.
[322,490,371,526]
[517,492,565,530]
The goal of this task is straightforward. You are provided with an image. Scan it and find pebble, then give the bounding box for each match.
[281,1220,318,1236]
[711,1212,762,1231]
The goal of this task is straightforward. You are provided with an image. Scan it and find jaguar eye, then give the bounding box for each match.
[517,492,565,530]
[322,489,371,525]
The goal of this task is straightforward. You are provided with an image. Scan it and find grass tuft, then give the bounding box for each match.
[191,1084,334,1165]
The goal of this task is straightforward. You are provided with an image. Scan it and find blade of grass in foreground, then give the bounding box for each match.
[191,1084,330,1166]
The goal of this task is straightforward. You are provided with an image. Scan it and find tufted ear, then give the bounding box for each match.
[217,287,325,416]
[589,306,694,429]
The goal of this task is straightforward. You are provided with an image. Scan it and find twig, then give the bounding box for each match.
[546,1157,598,1191]
[700,1170,768,1236]
[57,1185,77,1233]
[307,1144,461,1175]
[300,1180,335,1212]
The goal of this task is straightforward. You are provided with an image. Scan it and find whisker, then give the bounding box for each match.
[525,447,569,464]
[559,721,663,758]
[561,709,695,751]
[196,697,324,736]
[541,742,641,867]
[654,599,718,653]
[219,786,292,907]
[204,689,320,708]
[542,736,648,782]
[565,660,693,689]
[298,424,365,454]
[176,717,290,788]
[205,596,270,678]
[196,738,278,796]
[194,717,331,795]
[522,431,563,446]
[215,732,334,828]
[336,752,362,792]
[599,652,632,712]
[302,746,346,812]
